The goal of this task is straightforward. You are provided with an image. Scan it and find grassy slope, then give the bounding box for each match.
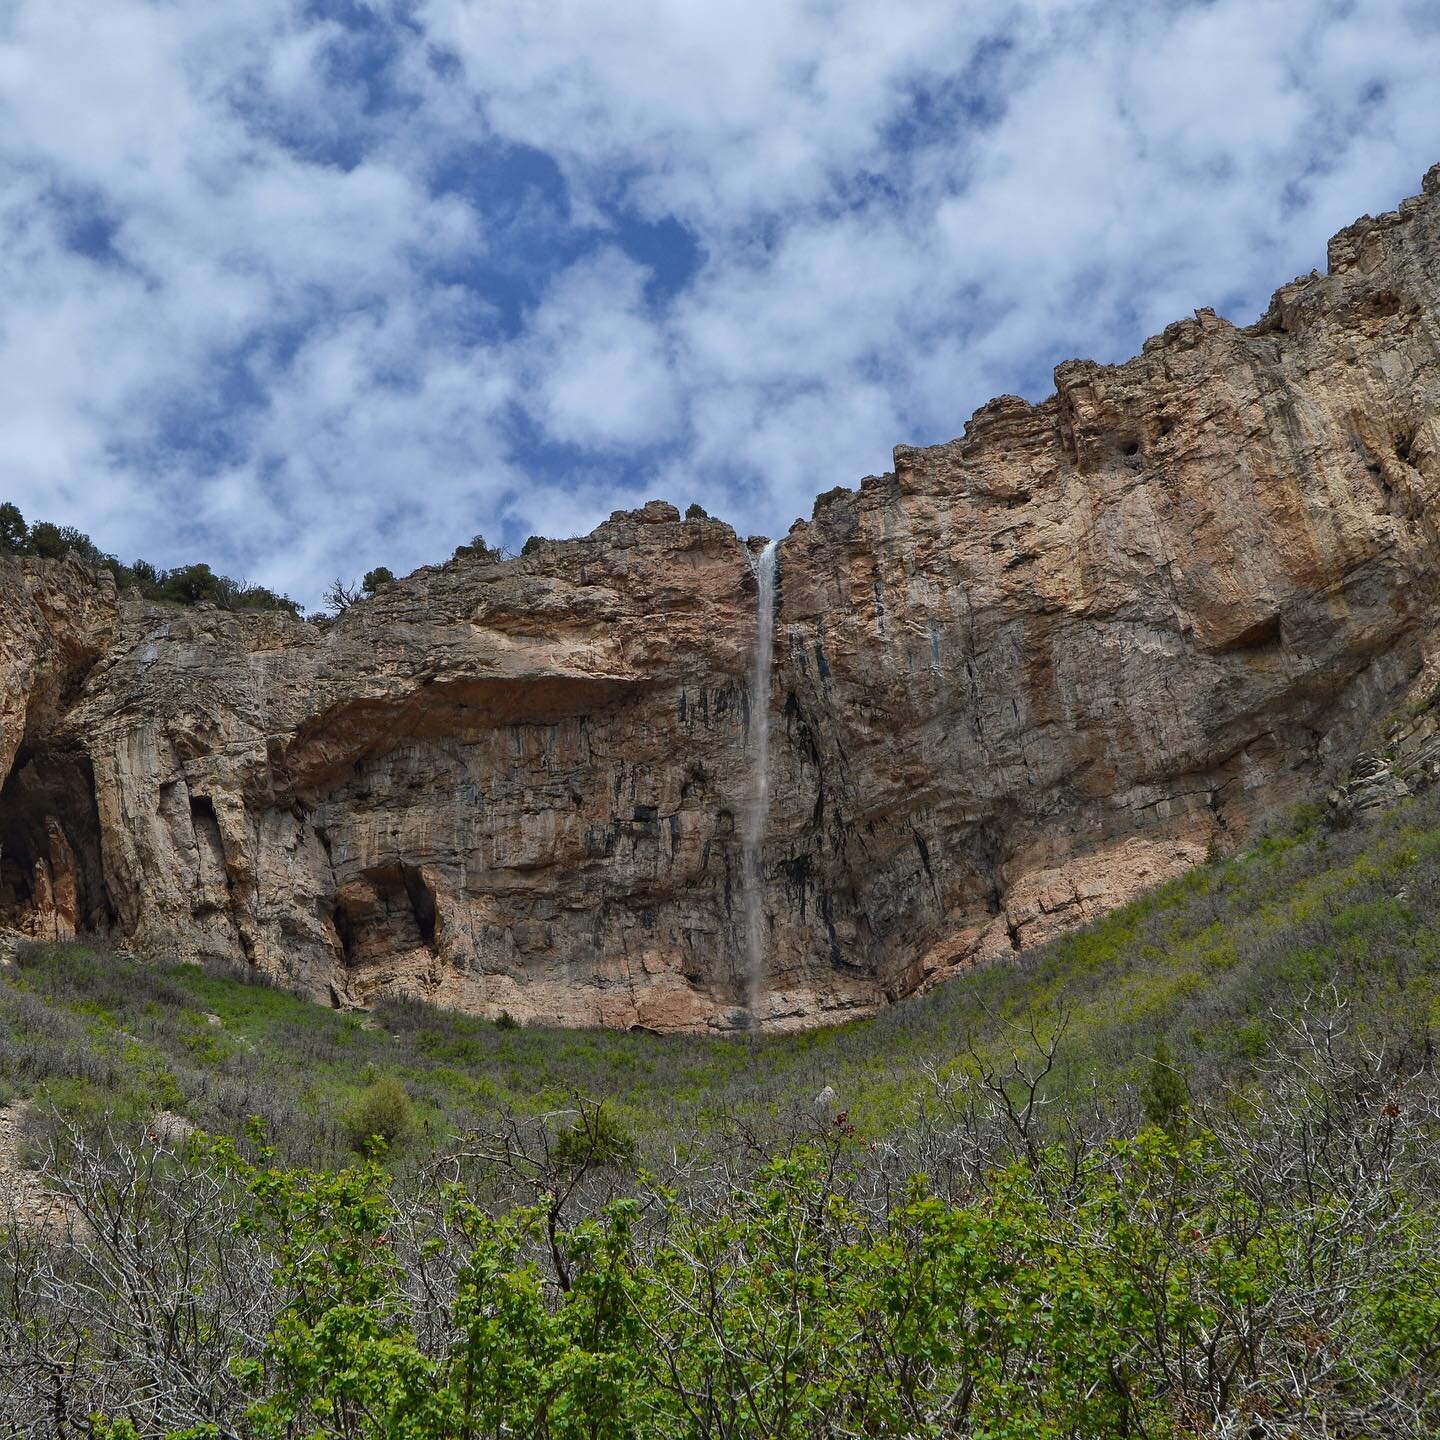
[2,790,1438,1167]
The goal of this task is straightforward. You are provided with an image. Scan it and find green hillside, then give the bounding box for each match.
[4,790,1440,1436]
[4,787,1438,1168]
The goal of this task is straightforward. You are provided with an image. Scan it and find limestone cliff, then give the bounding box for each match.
[4,165,1440,1031]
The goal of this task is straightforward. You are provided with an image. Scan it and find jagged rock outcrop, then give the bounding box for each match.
[1326,680,1440,824]
[4,166,1440,1031]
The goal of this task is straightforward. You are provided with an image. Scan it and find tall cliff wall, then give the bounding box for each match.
[4,165,1440,1031]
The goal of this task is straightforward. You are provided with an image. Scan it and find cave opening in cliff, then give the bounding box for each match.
[0,743,111,937]
[331,863,438,969]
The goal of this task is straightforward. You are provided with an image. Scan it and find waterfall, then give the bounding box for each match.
[741,539,779,1029]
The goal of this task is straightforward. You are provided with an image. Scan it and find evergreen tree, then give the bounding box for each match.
[0,502,25,552]
[1141,1036,1188,1134]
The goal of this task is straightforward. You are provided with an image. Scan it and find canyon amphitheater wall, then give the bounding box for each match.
[3,164,1440,1032]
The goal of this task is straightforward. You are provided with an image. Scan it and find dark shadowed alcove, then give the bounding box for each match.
[0,743,110,933]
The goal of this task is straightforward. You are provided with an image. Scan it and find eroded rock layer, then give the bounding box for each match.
[4,166,1440,1030]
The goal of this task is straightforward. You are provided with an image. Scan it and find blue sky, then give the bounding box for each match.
[2,0,1439,607]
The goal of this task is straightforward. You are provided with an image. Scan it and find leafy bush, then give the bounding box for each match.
[1140,1036,1188,1133]
[453,533,498,561]
[139,561,299,614]
[362,565,395,592]
[684,503,709,521]
[28,521,99,562]
[553,1100,637,1173]
[342,1076,415,1156]
[520,535,544,555]
[156,562,222,604]
[60,1059,1440,1439]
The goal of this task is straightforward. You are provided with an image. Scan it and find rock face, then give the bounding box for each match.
[4,167,1440,1032]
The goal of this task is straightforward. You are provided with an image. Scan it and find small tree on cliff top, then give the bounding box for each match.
[0,503,25,552]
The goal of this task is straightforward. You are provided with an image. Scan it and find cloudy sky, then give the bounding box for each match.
[3,0,1439,606]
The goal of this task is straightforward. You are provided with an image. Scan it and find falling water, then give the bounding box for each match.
[741,539,779,1029]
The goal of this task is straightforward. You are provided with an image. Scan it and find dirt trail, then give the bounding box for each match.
[0,1103,73,1233]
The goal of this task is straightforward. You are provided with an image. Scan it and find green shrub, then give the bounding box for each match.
[362,566,395,593]
[684,503,708,521]
[35,1075,145,1132]
[494,1010,519,1030]
[10,939,52,969]
[124,560,299,615]
[87,1122,1440,1440]
[453,533,497,561]
[27,521,99,562]
[343,1076,415,1156]
[554,1100,637,1172]
[520,535,544,555]
[0,503,298,615]
[1140,1037,1188,1134]
[157,562,223,605]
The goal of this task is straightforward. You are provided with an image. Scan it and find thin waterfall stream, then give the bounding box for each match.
[741,539,779,1029]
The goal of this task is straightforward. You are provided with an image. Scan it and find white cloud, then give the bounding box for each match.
[1,0,1438,603]
[523,250,680,449]
[416,0,995,224]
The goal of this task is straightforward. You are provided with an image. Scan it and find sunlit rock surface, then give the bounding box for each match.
[4,166,1440,1031]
